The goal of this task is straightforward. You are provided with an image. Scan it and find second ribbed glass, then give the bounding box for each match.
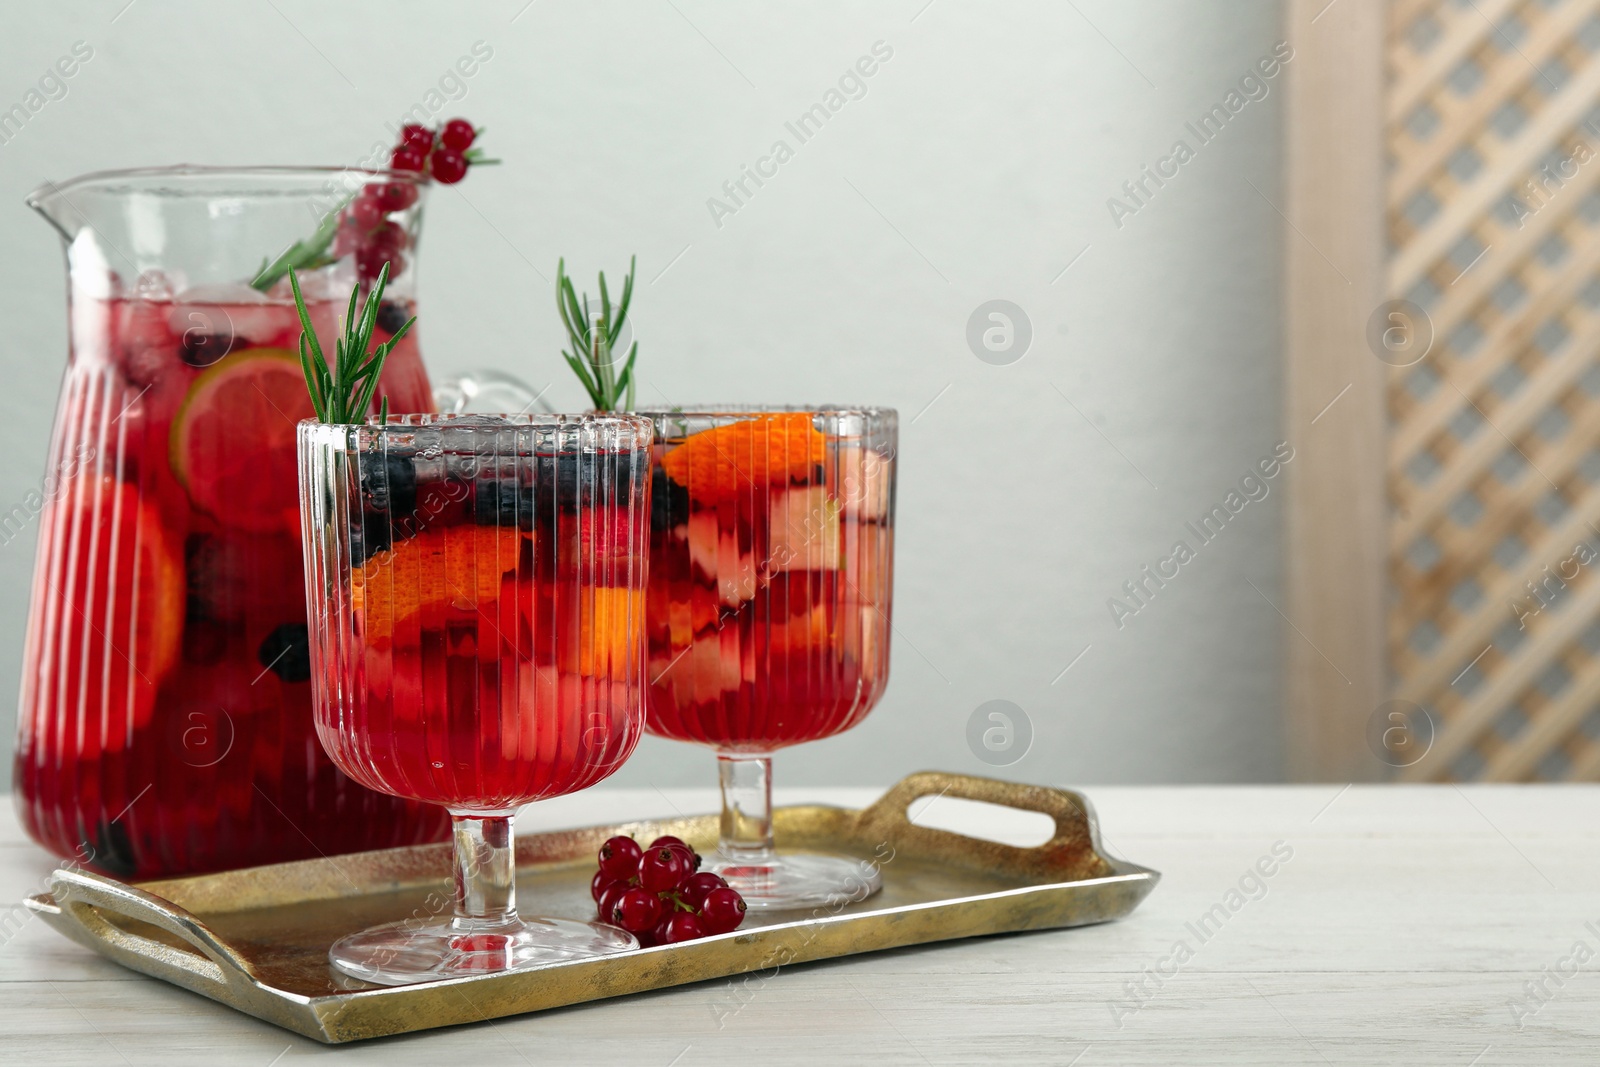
[298,413,652,984]
[641,407,897,910]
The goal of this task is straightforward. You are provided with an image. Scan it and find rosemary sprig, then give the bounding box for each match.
[251,191,353,293]
[557,255,639,412]
[290,261,414,424]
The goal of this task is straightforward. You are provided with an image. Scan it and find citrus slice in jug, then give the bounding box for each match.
[43,473,184,755]
[170,349,315,533]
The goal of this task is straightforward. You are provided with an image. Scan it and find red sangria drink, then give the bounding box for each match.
[299,414,652,984]
[15,167,449,877]
[641,409,897,909]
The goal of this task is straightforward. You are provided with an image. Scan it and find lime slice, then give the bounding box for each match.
[170,349,314,533]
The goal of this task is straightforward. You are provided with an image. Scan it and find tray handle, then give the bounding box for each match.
[857,771,1113,881]
[48,869,253,993]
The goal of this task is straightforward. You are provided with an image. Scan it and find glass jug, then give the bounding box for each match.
[12,166,483,877]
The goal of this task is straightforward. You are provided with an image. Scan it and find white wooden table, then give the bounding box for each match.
[2,784,1596,1065]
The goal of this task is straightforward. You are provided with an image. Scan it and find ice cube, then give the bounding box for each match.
[132,269,176,302]
[686,511,756,606]
[769,486,840,572]
[171,282,285,352]
[122,291,180,385]
[647,632,747,706]
[173,282,272,305]
[839,449,891,520]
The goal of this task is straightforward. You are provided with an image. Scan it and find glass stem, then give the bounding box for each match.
[718,753,775,861]
[450,812,518,931]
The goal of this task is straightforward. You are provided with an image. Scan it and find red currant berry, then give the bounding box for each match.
[700,888,747,934]
[440,118,476,152]
[400,124,434,152]
[596,881,629,924]
[391,145,427,172]
[598,835,642,880]
[611,888,663,933]
[366,220,408,254]
[367,181,419,213]
[680,871,727,909]
[591,869,615,903]
[349,194,384,230]
[650,837,700,871]
[430,150,468,184]
[638,846,690,893]
[356,245,403,283]
[661,912,706,944]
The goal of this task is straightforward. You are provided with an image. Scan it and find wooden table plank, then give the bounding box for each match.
[2,786,1596,1064]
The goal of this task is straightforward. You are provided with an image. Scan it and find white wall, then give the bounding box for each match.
[0,0,1287,789]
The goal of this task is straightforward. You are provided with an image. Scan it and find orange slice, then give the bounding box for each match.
[574,585,644,680]
[170,349,315,534]
[659,413,826,503]
[352,526,526,643]
[44,474,183,753]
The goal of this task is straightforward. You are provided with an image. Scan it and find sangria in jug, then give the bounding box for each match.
[14,166,456,876]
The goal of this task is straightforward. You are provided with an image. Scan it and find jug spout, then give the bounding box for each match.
[26,178,84,244]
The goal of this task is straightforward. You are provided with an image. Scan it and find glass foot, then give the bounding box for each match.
[329,916,636,986]
[708,850,883,912]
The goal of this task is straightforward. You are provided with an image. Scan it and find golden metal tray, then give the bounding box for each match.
[25,771,1158,1043]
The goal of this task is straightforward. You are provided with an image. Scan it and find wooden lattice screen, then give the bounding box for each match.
[1387,0,1600,781]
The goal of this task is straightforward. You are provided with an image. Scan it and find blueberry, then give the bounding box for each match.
[535,450,580,510]
[611,452,640,502]
[534,448,640,512]
[258,623,312,684]
[360,452,417,515]
[376,299,413,336]
[351,453,416,565]
[179,327,234,367]
[351,511,391,566]
[475,478,537,530]
[651,466,687,532]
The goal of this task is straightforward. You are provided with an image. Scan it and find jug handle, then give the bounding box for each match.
[433,369,551,415]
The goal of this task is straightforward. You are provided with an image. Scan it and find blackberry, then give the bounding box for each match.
[375,299,413,336]
[258,624,312,684]
[651,466,688,531]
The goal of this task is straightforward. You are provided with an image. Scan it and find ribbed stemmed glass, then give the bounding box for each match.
[640,408,896,910]
[298,413,652,984]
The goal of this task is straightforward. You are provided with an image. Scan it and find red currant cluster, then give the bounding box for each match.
[391,118,481,185]
[335,119,490,283]
[592,834,747,945]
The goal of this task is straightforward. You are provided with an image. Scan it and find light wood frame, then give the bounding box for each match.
[1283,0,1389,780]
